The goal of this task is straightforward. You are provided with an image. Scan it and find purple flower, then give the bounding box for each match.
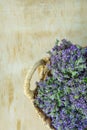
[34,39,87,130]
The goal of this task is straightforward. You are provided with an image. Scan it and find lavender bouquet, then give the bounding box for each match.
[34,39,87,130]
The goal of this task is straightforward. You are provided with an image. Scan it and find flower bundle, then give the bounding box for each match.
[34,39,87,130]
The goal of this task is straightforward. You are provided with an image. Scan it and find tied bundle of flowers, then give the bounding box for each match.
[34,39,87,130]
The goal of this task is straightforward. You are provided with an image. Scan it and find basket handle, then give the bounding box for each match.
[24,58,49,99]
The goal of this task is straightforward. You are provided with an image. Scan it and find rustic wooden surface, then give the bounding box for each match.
[0,0,87,130]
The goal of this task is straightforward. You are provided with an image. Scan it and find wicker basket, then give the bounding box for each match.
[24,57,54,129]
[24,45,87,130]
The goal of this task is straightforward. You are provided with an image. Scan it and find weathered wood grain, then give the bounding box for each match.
[0,0,87,130]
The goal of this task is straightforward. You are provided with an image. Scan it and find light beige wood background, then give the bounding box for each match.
[0,0,87,130]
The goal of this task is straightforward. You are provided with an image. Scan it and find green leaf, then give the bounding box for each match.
[47,50,51,55]
[50,94,55,100]
[47,77,54,85]
[75,64,86,70]
[71,71,78,77]
[56,93,61,107]
[66,107,72,114]
[83,77,87,83]
[58,127,61,130]
[55,39,59,45]
[50,108,56,116]
[75,57,84,65]
[74,95,79,99]
[65,87,71,94]
[77,44,81,49]
[64,101,69,107]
